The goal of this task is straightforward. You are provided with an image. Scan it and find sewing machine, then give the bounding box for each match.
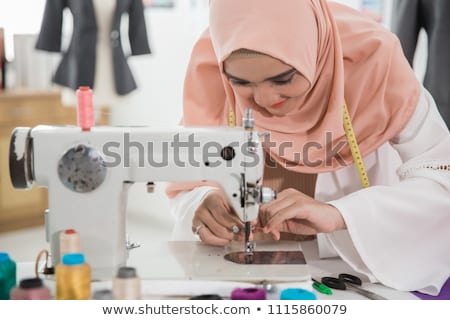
[9,110,276,278]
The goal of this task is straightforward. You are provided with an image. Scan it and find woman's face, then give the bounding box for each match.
[223,54,310,116]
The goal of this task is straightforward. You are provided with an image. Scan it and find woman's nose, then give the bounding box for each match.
[252,84,278,109]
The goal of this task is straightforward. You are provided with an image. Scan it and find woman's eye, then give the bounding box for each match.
[272,80,290,85]
[230,79,251,86]
[272,75,295,86]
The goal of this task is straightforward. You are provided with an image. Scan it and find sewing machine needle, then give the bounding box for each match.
[244,222,251,249]
[244,221,255,264]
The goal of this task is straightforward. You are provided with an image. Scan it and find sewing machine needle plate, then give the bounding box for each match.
[224,251,306,265]
[161,240,311,282]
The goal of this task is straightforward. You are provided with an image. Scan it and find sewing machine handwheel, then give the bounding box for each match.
[58,144,107,193]
[9,127,34,189]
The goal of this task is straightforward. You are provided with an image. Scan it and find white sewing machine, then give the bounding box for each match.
[9,110,276,278]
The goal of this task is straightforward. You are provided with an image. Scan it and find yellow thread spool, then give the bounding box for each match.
[56,253,91,300]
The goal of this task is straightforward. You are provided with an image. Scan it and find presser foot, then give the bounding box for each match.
[245,241,256,256]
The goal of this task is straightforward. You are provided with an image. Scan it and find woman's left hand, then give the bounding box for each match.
[258,188,346,240]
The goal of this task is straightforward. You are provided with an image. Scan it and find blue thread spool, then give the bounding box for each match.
[0,252,16,300]
[280,288,317,300]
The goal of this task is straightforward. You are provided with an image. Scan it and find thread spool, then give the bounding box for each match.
[280,288,317,300]
[0,252,16,300]
[56,253,91,300]
[59,229,81,262]
[112,266,141,300]
[10,277,51,300]
[76,86,94,131]
[231,287,266,300]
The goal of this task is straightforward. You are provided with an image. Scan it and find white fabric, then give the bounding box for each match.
[170,186,218,241]
[169,87,450,295]
[323,88,450,295]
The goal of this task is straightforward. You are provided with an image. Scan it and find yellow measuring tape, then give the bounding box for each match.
[343,103,370,188]
[229,108,236,127]
[229,105,370,189]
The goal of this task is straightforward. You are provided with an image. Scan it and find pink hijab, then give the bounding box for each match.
[166,0,420,198]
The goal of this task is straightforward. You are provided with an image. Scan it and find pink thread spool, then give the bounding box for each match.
[10,278,51,300]
[76,86,94,131]
[59,229,81,263]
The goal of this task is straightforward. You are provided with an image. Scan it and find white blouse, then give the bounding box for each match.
[169,87,450,295]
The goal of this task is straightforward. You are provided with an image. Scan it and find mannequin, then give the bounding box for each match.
[36,0,151,117]
[391,0,450,127]
[61,0,127,113]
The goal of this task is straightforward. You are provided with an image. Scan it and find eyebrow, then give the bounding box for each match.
[223,68,297,83]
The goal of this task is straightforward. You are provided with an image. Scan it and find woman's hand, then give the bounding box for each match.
[258,188,346,240]
[192,189,247,246]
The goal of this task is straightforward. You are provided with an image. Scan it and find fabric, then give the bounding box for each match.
[262,154,317,199]
[413,277,450,300]
[170,87,450,295]
[166,0,420,197]
[35,0,151,95]
[391,0,450,127]
[324,89,450,295]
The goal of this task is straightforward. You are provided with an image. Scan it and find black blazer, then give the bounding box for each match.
[391,0,450,126]
[35,0,151,95]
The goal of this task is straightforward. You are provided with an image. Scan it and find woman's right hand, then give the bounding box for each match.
[192,189,245,246]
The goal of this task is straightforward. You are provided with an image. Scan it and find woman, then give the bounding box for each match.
[167,0,450,295]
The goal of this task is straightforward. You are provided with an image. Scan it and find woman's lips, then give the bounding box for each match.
[271,99,287,108]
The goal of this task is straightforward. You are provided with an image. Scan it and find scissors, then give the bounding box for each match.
[321,273,387,300]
